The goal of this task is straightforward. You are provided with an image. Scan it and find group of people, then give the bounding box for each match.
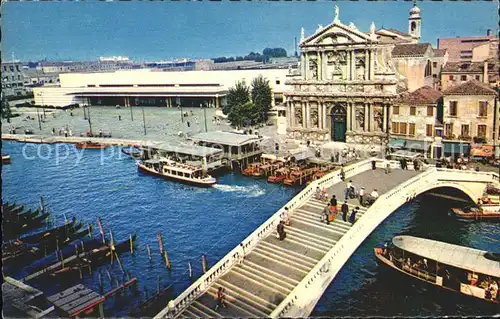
[52,126,73,137]
[319,194,360,225]
[343,180,379,207]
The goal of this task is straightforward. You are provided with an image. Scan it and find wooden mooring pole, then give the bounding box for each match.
[146,244,152,261]
[188,262,193,279]
[164,251,171,270]
[129,234,134,254]
[202,255,208,273]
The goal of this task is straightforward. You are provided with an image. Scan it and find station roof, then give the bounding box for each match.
[151,142,223,157]
[392,236,500,277]
[190,131,262,147]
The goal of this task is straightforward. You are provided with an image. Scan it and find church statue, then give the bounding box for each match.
[295,108,303,125]
[300,27,305,42]
[374,110,384,131]
[309,60,318,80]
[334,5,340,23]
[356,107,365,131]
[370,22,376,35]
[311,108,319,127]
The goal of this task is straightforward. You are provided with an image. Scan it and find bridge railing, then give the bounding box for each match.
[270,167,437,317]
[155,158,382,318]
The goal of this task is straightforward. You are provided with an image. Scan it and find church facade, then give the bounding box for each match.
[284,5,422,145]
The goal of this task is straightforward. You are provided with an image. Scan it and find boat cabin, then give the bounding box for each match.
[144,143,223,172]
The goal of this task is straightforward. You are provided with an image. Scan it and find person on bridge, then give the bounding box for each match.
[345,180,354,200]
[321,204,330,224]
[214,287,227,311]
[280,207,291,226]
[359,187,365,205]
[341,201,349,222]
[340,166,345,181]
[371,189,379,200]
[349,207,358,224]
[330,195,338,213]
[276,221,286,241]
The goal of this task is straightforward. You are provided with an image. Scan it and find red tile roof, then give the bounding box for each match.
[443,80,497,95]
[392,43,432,57]
[433,49,447,57]
[396,86,442,104]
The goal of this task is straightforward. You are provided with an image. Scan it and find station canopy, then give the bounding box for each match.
[190,131,262,147]
[151,142,222,157]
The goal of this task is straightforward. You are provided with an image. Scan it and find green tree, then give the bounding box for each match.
[224,81,250,115]
[227,102,260,128]
[251,75,273,123]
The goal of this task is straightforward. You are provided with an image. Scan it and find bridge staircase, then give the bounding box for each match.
[178,198,367,318]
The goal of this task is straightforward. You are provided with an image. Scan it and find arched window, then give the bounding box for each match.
[411,21,417,32]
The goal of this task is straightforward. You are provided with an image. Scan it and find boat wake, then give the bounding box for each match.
[213,184,265,197]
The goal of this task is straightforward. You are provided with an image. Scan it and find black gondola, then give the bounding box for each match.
[25,234,137,282]
[21,218,80,244]
[3,205,25,216]
[3,212,50,240]
[121,147,142,159]
[3,229,90,271]
[3,208,42,224]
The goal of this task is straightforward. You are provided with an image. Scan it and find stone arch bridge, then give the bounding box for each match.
[155,159,498,318]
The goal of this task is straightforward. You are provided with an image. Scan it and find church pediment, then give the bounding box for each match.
[301,22,377,47]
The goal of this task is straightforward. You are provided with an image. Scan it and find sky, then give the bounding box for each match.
[1,0,498,62]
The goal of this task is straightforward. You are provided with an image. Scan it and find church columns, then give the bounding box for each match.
[322,52,328,80]
[369,50,375,80]
[383,103,388,133]
[306,101,312,128]
[346,103,352,132]
[318,53,322,81]
[364,50,369,80]
[369,103,375,131]
[351,103,357,131]
[322,102,328,129]
[302,102,306,128]
[318,102,322,129]
[351,51,356,80]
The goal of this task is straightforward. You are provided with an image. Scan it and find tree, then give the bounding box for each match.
[224,81,250,115]
[251,75,273,123]
[227,102,260,128]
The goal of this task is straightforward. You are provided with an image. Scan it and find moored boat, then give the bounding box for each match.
[75,141,107,149]
[450,206,500,221]
[137,159,216,187]
[267,167,290,183]
[374,235,499,304]
[121,146,143,159]
[2,154,11,164]
[283,167,314,186]
[242,162,261,177]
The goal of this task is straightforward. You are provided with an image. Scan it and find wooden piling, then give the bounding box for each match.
[164,251,171,270]
[88,224,92,238]
[144,287,148,299]
[98,272,103,288]
[202,255,208,273]
[157,233,164,255]
[146,244,152,261]
[188,262,193,279]
[129,234,134,254]
[115,252,125,274]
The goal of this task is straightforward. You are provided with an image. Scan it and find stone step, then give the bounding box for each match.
[292,213,348,235]
[243,259,301,286]
[283,226,336,248]
[272,231,330,254]
[216,278,278,312]
[188,302,212,318]
[259,240,319,264]
[256,243,317,269]
[230,267,288,298]
[250,249,310,274]
[193,301,223,318]
[308,198,368,213]
[295,209,354,229]
[234,265,292,294]
[206,286,264,317]
[183,308,201,318]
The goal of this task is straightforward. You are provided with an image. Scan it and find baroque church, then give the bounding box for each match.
[284,4,423,145]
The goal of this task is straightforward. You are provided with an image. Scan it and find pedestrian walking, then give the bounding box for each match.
[321,204,330,225]
[340,166,345,181]
[359,187,365,206]
[276,221,286,241]
[349,207,358,225]
[118,115,122,121]
[385,162,391,174]
[345,180,353,200]
[214,287,227,311]
[341,201,349,222]
[329,195,338,212]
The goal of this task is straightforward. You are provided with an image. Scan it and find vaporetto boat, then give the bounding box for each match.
[375,235,499,305]
[137,158,216,187]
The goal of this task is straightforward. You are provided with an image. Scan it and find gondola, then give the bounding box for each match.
[3,208,42,224]
[27,234,137,282]
[129,285,173,318]
[2,228,90,270]
[3,212,50,240]
[20,218,80,244]
[3,204,25,216]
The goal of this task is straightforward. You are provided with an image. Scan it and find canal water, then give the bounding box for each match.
[2,141,498,316]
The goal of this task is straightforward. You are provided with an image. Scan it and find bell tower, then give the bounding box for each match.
[408,1,421,42]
